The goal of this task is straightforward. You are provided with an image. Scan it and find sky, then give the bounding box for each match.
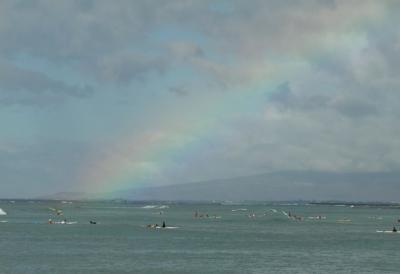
[1,0,400,199]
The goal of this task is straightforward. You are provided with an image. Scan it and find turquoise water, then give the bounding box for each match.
[0,200,399,274]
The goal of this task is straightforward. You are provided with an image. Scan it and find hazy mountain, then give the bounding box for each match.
[111,171,400,202]
[37,192,96,201]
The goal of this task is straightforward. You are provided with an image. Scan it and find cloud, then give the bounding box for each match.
[0,140,92,197]
[0,61,93,106]
[168,41,204,60]
[331,97,378,118]
[95,52,167,84]
[268,84,378,118]
[0,0,387,89]
[168,86,189,97]
[1,1,400,198]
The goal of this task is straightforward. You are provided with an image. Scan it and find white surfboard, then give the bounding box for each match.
[376,230,398,233]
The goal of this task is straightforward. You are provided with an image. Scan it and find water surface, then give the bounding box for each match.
[0,200,399,273]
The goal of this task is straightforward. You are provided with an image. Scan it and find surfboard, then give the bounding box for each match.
[51,221,77,225]
[156,226,179,229]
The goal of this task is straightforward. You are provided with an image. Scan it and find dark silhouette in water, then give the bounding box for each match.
[162,221,166,228]
[393,226,397,232]
[90,220,97,224]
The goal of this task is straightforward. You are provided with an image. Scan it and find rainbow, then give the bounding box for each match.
[79,87,270,195]
[78,8,386,196]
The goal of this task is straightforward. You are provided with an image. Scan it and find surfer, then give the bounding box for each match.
[90,220,97,224]
[393,226,397,232]
[162,221,166,228]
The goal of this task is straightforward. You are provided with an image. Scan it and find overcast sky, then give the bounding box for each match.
[1,0,400,198]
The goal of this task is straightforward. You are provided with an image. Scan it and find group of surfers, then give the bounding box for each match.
[147,221,166,228]
[48,218,97,224]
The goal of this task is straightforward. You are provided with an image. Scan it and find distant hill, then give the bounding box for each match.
[37,191,96,201]
[111,171,400,202]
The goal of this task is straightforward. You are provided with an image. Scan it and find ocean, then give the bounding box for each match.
[0,200,399,274]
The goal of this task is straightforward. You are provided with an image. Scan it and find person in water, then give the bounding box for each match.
[393,226,397,232]
[162,221,166,228]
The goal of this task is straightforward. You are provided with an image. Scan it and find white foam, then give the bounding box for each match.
[0,208,7,215]
[376,230,398,233]
[141,205,158,209]
[158,205,169,209]
[52,221,77,225]
[141,205,169,209]
[232,208,247,212]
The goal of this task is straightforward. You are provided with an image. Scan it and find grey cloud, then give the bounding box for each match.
[365,17,400,76]
[268,82,292,105]
[331,97,378,118]
[168,41,204,60]
[0,1,165,85]
[0,140,92,197]
[196,105,400,178]
[168,86,189,97]
[0,0,387,88]
[95,53,167,84]
[268,82,330,111]
[313,53,355,81]
[1,1,400,198]
[268,81,379,119]
[0,62,93,106]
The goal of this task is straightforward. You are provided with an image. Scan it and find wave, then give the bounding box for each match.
[232,208,247,212]
[141,205,158,209]
[158,205,169,209]
[141,205,169,209]
[0,208,7,215]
